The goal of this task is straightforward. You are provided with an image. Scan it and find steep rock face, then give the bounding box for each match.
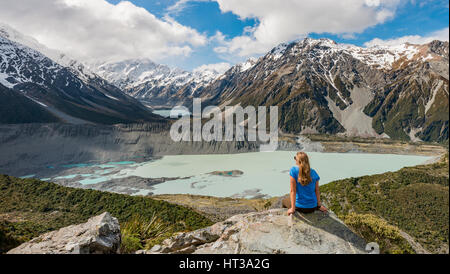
[139,209,367,254]
[0,25,164,125]
[7,212,121,254]
[191,39,448,142]
[364,41,449,142]
[0,83,60,123]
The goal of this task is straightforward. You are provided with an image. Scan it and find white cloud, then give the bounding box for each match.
[167,0,210,15]
[0,0,208,63]
[364,27,449,47]
[210,0,404,56]
[193,62,231,74]
[167,0,192,13]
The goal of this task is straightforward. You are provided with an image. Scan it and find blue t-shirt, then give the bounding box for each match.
[289,167,320,208]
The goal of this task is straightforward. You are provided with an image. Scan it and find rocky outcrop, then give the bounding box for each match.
[5,209,368,254]
[153,194,281,222]
[138,209,367,254]
[7,213,121,254]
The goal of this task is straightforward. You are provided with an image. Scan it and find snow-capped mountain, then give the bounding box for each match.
[0,22,447,142]
[0,23,98,83]
[90,58,224,106]
[233,57,259,73]
[0,25,163,125]
[192,38,449,142]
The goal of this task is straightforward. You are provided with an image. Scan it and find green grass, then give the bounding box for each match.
[342,213,414,254]
[0,175,213,253]
[1,154,448,254]
[120,214,173,253]
[321,154,449,254]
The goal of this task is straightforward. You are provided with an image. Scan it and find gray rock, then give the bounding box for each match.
[150,244,162,252]
[142,209,367,254]
[7,212,121,254]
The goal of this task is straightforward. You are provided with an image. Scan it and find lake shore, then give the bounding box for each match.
[0,123,446,197]
[148,154,450,254]
[280,133,447,156]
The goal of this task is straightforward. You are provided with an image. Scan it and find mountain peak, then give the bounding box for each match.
[260,36,448,71]
[0,32,162,124]
[265,38,341,61]
[0,23,52,60]
[302,37,337,46]
[236,57,259,72]
[0,23,98,82]
[91,58,225,102]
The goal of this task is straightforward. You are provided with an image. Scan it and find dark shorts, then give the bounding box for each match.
[281,196,319,213]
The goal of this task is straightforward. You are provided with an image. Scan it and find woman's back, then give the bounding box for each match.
[289,167,320,208]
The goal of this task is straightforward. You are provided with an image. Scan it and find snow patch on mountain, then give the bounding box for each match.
[0,72,15,88]
[270,43,289,60]
[91,58,225,99]
[269,38,428,70]
[0,36,66,88]
[239,57,259,72]
[193,62,231,80]
[0,23,98,82]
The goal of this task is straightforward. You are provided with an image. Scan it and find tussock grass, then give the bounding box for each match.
[120,213,173,253]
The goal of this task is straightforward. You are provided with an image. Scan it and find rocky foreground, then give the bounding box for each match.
[7,213,121,254]
[140,209,366,254]
[8,210,368,254]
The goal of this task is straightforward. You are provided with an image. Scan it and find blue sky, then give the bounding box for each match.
[108,0,448,45]
[1,0,448,72]
[105,0,260,69]
[309,0,449,44]
[105,0,449,71]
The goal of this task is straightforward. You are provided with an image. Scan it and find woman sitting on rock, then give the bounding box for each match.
[283,151,328,215]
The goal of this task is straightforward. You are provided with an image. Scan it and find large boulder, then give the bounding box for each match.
[139,209,368,254]
[7,212,121,254]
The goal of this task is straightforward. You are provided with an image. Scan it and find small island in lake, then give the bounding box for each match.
[208,170,244,177]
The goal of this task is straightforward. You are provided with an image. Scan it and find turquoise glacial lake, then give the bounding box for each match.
[152,107,191,118]
[124,151,433,198]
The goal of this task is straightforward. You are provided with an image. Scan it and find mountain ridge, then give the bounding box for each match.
[0,23,447,142]
[0,25,165,125]
[187,38,449,142]
[90,37,450,143]
[90,58,225,107]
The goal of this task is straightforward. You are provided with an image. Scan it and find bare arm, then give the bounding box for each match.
[288,176,297,215]
[315,180,328,212]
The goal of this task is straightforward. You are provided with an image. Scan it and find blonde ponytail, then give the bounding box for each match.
[295,152,312,186]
